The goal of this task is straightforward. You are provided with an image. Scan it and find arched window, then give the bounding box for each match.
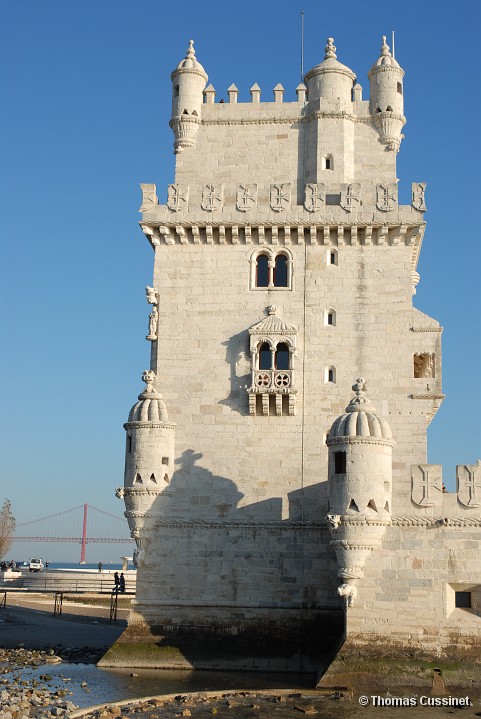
[275,342,290,370]
[322,154,334,170]
[258,342,272,370]
[250,249,293,291]
[397,82,403,95]
[274,254,288,287]
[256,254,269,287]
[325,366,336,383]
[326,309,336,326]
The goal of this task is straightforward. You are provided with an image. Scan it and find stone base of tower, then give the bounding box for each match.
[99,606,344,674]
[316,642,481,694]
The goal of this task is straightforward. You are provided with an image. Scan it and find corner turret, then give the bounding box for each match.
[368,36,406,151]
[117,370,176,566]
[304,38,356,111]
[326,379,395,605]
[170,40,208,154]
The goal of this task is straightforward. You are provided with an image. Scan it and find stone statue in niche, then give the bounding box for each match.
[376,183,398,211]
[167,184,189,212]
[236,184,257,212]
[145,286,157,305]
[146,305,158,341]
[304,183,326,212]
[340,183,361,212]
[270,183,291,212]
[201,183,223,211]
[412,182,427,211]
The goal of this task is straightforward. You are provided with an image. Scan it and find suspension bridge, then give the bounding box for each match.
[14,504,133,563]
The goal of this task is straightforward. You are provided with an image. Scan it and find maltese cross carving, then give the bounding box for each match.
[376,183,398,212]
[340,183,361,212]
[201,183,223,211]
[236,184,257,212]
[412,182,427,211]
[167,184,189,212]
[304,183,326,212]
[270,183,291,212]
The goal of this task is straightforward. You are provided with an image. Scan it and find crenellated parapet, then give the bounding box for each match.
[411,459,481,512]
[169,36,406,156]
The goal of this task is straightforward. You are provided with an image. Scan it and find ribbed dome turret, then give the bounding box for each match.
[370,35,400,69]
[173,39,207,76]
[127,370,169,423]
[328,378,393,441]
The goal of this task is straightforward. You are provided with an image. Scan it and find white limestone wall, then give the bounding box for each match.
[174,102,397,192]
[148,240,433,536]
[346,524,481,657]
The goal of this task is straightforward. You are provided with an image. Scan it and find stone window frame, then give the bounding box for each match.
[446,583,481,618]
[249,248,293,291]
[328,248,338,266]
[322,154,334,171]
[325,366,337,384]
[413,352,435,379]
[325,308,337,327]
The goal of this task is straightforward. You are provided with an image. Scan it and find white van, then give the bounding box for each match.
[29,558,44,572]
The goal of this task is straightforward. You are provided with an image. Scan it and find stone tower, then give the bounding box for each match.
[109,36,480,676]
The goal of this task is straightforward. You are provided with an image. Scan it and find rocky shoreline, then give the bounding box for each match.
[0,646,106,719]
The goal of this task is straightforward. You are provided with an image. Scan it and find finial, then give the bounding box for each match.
[186,39,196,59]
[380,35,391,57]
[142,370,155,386]
[324,37,337,60]
[345,377,376,413]
[268,305,278,315]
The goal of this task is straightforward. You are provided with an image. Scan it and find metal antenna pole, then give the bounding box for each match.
[392,30,395,59]
[301,11,305,83]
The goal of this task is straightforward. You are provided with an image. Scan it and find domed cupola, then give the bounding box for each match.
[326,379,395,606]
[329,378,393,440]
[170,40,208,153]
[128,370,169,423]
[368,36,405,151]
[304,38,356,110]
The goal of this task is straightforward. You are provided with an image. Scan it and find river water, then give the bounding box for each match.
[21,662,481,718]
[22,662,312,708]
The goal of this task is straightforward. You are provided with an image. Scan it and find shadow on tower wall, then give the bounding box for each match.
[101,449,345,678]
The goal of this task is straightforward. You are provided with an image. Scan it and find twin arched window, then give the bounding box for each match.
[258,341,290,370]
[252,250,292,290]
[256,253,288,288]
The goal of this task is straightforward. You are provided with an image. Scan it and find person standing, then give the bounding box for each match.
[119,572,126,593]
[113,571,120,592]
[98,562,103,572]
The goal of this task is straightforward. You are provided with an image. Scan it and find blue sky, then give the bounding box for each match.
[1,1,480,562]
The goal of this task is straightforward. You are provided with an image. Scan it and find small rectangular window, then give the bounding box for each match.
[162,457,169,465]
[334,451,346,474]
[455,591,472,609]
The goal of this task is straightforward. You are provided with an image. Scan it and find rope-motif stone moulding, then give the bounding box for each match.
[123,514,481,528]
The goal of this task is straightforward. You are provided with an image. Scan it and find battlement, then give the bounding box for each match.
[411,461,481,515]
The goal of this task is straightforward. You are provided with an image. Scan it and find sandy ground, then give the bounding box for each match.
[0,590,127,651]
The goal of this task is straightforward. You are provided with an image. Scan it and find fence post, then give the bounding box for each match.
[109,590,118,624]
[53,592,63,616]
